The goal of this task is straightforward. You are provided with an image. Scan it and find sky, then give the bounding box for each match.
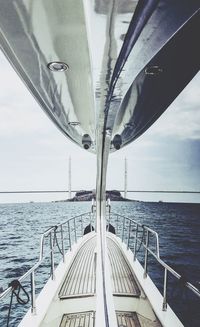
[0,50,199,203]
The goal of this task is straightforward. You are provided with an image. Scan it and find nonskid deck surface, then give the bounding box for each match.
[59,236,96,298]
[116,311,162,327]
[107,237,140,296]
[59,234,140,299]
[59,311,161,327]
[60,311,95,327]
[116,311,140,327]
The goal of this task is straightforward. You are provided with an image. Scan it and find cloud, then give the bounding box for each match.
[143,72,200,140]
[151,106,200,140]
[0,103,53,137]
[0,52,54,137]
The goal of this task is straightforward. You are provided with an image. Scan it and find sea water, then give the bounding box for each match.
[0,201,200,326]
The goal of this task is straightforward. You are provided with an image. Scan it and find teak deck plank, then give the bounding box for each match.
[59,236,96,298]
[107,237,140,296]
[59,233,140,299]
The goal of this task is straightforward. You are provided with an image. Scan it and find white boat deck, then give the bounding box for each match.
[18,228,186,327]
[39,232,162,327]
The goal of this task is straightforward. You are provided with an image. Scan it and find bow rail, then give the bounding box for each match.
[0,211,95,315]
[107,211,200,312]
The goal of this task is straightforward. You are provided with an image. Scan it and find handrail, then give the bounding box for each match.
[0,211,95,314]
[108,211,200,311]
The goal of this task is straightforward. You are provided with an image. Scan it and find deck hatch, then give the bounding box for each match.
[59,236,96,298]
[60,311,95,327]
[107,237,140,296]
[116,311,141,327]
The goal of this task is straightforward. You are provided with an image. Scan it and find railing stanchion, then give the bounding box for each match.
[81,215,83,236]
[50,232,55,280]
[108,207,110,226]
[122,217,125,242]
[92,212,97,231]
[127,220,131,249]
[144,230,149,278]
[163,268,168,311]
[31,271,36,315]
[90,212,92,232]
[74,218,77,243]
[133,224,138,261]
[116,214,119,236]
[60,225,65,262]
[68,221,71,250]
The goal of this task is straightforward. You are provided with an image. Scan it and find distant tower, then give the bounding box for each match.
[68,157,71,199]
[124,157,127,199]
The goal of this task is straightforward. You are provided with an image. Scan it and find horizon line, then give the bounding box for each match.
[0,190,200,194]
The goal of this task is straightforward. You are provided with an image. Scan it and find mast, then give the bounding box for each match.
[68,157,71,200]
[124,157,127,199]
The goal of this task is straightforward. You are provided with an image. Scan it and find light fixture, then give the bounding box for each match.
[47,61,69,72]
[68,122,80,127]
[82,134,92,150]
[112,134,122,150]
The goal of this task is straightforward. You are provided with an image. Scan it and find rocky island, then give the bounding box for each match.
[67,190,131,201]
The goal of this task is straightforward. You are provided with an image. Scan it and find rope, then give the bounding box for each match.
[7,280,29,327]
[135,225,146,255]
[53,227,63,256]
[46,226,64,277]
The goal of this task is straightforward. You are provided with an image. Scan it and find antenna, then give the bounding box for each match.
[68,156,71,199]
[124,157,127,199]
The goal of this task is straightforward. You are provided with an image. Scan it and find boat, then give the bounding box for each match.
[0,1,200,326]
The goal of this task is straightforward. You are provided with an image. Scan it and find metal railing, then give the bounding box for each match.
[0,211,95,316]
[1,206,199,323]
[107,211,200,311]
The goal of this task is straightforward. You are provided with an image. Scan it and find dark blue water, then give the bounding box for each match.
[0,201,200,326]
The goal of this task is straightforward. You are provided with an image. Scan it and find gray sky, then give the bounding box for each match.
[0,51,199,203]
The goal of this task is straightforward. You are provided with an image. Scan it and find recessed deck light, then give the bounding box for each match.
[68,122,80,127]
[47,61,69,72]
[145,65,163,76]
